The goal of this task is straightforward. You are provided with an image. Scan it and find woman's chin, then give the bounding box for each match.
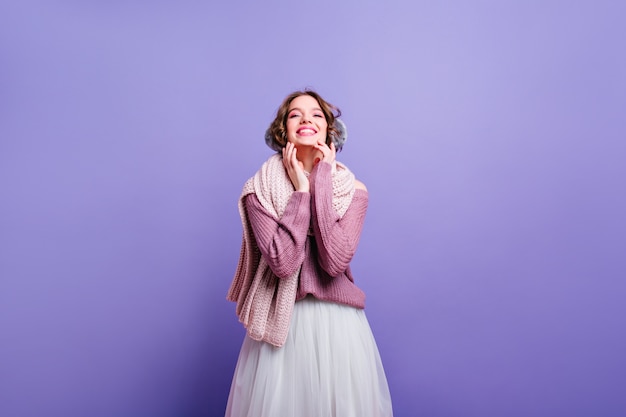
[292,140,317,149]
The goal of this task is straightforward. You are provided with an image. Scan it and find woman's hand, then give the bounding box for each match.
[282,142,310,192]
[313,140,336,165]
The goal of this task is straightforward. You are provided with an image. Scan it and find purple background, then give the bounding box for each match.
[1,1,625,416]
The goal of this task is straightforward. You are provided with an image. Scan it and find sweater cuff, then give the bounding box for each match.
[310,161,333,194]
[281,191,311,226]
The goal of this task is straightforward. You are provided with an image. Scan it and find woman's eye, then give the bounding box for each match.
[313,113,323,118]
[288,113,300,118]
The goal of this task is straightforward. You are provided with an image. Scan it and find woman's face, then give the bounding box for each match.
[285,95,328,147]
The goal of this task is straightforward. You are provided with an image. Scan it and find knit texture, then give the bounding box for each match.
[227,154,356,347]
[306,161,368,305]
[244,161,368,308]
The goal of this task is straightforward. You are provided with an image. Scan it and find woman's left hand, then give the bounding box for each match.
[313,140,336,166]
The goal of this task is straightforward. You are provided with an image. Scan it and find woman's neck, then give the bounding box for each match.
[294,146,322,173]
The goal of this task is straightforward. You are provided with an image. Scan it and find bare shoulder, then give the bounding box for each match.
[354,179,368,191]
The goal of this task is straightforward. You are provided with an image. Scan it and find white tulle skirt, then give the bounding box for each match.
[225,296,393,417]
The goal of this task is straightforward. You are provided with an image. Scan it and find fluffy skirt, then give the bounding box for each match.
[225,296,393,417]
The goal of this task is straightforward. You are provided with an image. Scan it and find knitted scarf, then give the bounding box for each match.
[227,153,356,347]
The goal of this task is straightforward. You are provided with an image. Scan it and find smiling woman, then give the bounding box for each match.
[224,90,393,417]
[285,95,329,162]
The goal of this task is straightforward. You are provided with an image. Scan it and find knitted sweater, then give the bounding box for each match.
[245,160,367,309]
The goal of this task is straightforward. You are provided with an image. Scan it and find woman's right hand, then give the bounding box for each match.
[282,142,310,192]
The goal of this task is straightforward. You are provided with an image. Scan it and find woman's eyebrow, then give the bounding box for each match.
[288,107,322,113]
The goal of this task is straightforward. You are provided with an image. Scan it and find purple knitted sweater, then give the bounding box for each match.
[244,161,368,309]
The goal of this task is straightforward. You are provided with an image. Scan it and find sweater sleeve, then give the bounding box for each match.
[244,191,311,279]
[309,162,369,277]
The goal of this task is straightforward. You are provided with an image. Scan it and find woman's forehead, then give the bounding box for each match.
[289,95,321,110]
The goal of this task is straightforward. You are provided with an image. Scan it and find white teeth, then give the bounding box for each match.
[299,129,315,134]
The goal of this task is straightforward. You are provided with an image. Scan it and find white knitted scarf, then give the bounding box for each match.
[227,153,356,347]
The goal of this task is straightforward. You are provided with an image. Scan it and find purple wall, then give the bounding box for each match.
[1,1,625,416]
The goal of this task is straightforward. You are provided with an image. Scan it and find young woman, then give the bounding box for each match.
[226,90,393,417]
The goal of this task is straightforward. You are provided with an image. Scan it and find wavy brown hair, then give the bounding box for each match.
[267,90,342,151]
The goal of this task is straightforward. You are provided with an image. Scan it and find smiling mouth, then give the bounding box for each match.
[297,128,317,135]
